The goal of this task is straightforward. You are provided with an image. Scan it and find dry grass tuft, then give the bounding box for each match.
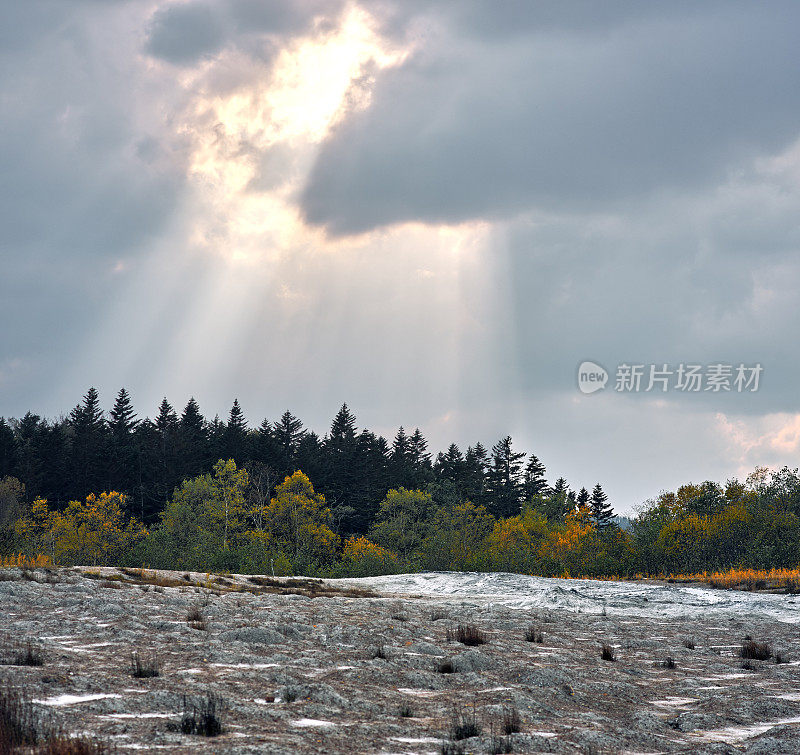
[741,639,772,661]
[186,605,207,631]
[448,624,487,646]
[600,643,616,662]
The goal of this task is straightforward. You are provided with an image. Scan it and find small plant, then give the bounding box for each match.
[449,705,481,740]
[178,693,224,737]
[399,704,414,718]
[437,659,456,674]
[0,641,44,667]
[440,742,465,755]
[489,732,514,754]
[448,624,486,646]
[775,652,788,664]
[371,644,388,660]
[130,651,160,679]
[0,683,41,750]
[281,687,299,703]
[661,657,676,669]
[600,643,616,662]
[39,733,111,754]
[186,605,207,631]
[524,625,543,643]
[741,639,772,661]
[502,706,522,734]
[683,637,696,650]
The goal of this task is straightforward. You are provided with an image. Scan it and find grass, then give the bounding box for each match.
[0,553,54,569]
[0,683,109,754]
[178,693,224,737]
[371,644,388,660]
[660,656,677,669]
[186,605,207,631]
[663,567,800,592]
[399,704,414,718]
[130,651,160,678]
[600,643,616,662]
[437,659,456,674]
[281,687,299,703]
[502,706,522,735]
[0,683,41,751]
[0,641,44,667]
[524,625,543,643]
[448,624,487,646]
[449,705,481,740]
[741,639,772,661]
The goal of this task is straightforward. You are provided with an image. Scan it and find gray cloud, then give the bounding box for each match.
[144,0,345,65]
[301,1,800,235]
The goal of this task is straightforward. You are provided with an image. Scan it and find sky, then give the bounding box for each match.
[2,0,800,513]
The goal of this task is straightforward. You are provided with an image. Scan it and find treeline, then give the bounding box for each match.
[2,462,799,579]
[0,387,613,534]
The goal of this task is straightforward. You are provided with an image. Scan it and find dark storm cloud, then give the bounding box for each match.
[301,1,800,235]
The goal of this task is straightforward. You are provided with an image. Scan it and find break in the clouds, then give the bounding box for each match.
[2,0,800,511]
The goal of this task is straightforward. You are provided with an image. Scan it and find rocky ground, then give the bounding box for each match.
[1,566,800,754]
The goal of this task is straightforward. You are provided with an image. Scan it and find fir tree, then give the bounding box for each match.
[273,410,305,475]
[486,436,525,518]
[108,388,140,494]
[179,398,207,478]
[0,418,18,479]
[576,486,591,522]
[523,455,548,500]
[435,444,465,487]
[590,483,614,530]
[223,398,248,462]
[463,443,489,507]
[154,398,179,503]
[68,387,107,498]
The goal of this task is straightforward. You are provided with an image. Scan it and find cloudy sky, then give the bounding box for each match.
[2,0,800,512]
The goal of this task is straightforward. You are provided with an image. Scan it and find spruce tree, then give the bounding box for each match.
[590,483,614,530]
[179,398,207,478]
[407,428,433,489]
[435,444,465,487]
[273,410,305,476]
[576,486,591,521]
[68,387,107,498]
[0,418,19,481]
[486,436,525,518]
[154,398,179,502]
[223,398,248,463]
[463,443,489,507]
[323,404,365,533]
[523,455,548,500]
[108,388,140,494]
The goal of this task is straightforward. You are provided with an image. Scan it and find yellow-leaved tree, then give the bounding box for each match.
[263,471,339,566]
[15,492,146,566]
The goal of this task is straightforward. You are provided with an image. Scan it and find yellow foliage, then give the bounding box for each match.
[14,492,147,566]
[0,553,54,568]
[342,536,398,576]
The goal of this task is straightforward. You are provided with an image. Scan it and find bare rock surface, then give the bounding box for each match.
[1,566,800,753]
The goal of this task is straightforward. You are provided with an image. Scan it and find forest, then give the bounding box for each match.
[2,387,800,578]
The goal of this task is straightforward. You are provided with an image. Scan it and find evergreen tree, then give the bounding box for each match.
[540,477,571,522]
[390,426,412,487]
[68,387,107,498]
[463,443,489,507]
[486,436,525,518]
[253,418,279,470]
[154,398,180,504]
[435,444,465,488]
[576,486,591,520]
[223,398,248,463]
[179,398,207,478]
[0,418,19,480]
[322,404,367,533]
[590,483,614,530]
[273,410,305,476]
[207,415,226,463]
[108,388,139,493]
[523,455,548,500]
[407,428,433,489]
